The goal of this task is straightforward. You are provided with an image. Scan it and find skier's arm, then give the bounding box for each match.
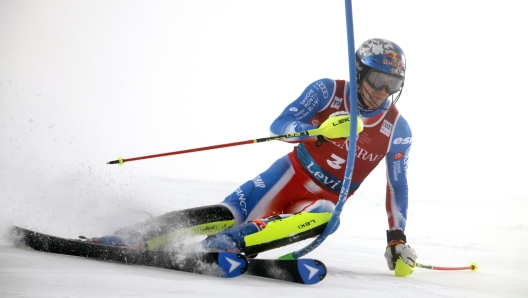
[270,79,336,142]
[383,115,417,271]
[384,115,412,231]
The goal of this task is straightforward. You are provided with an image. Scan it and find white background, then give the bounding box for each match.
[1,1,527,297]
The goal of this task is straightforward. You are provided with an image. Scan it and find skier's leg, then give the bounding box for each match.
[220,155,295,225]
[201,211,333,255]
[201,195,342,255]
[93,204,235,248]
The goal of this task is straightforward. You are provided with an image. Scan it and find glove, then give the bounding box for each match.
[384,229,417,270]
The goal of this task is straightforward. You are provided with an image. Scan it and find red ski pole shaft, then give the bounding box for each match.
[416,262,478,272]
[106,131,311,165]
[107,114,357,166]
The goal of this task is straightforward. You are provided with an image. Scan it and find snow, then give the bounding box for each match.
[1,178,527,298]
[2,0,528,297]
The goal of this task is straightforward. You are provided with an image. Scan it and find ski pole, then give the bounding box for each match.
[106,133,305,166]
[395,258,478,277]
[107,115,355,166]
[416,262,478,272]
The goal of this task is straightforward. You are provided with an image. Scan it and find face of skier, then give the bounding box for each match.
[359,78,390,110]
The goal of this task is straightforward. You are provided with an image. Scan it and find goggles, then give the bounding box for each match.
[365,70,404,94]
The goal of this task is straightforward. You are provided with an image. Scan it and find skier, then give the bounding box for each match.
[94,38,417,272]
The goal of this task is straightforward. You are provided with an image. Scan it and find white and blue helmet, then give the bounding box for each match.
[355,38,406,111]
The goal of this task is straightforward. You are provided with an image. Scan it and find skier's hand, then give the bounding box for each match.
[384,229,417,270]
[316,134,350,143]
[310,112,363,141]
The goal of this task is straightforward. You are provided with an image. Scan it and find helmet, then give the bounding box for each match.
[355,38,406,111]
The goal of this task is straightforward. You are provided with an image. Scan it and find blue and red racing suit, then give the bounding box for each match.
[220,78,412,232]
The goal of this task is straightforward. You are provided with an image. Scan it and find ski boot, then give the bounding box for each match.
[201,219,268,253]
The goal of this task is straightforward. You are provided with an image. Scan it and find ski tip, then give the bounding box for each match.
[297,259,327,285]
[106,157,124,166]
[11,226,28,240]
[216,252,248,278]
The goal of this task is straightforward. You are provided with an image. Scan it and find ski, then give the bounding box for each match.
[245,258,327,285]
[12,226,247,278]
[12,226,326,284]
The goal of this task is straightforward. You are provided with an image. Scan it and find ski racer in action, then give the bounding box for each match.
[94,38,417,272]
